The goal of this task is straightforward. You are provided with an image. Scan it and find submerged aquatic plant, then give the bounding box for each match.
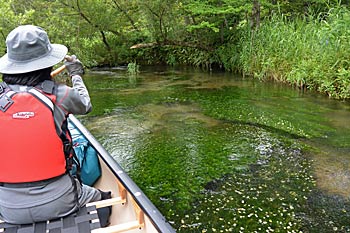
[173,133,315,232]
[127,62,140,75]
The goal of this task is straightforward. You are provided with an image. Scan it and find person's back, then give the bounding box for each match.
[0,25,110,226]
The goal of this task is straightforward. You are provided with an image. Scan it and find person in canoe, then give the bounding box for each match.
[0,25,110,226]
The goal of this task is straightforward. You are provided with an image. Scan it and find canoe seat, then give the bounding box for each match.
[0,196,145,233]
[88,197,145,233]
[0,205,100,233]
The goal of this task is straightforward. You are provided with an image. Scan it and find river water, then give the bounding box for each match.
[80,66,350,232]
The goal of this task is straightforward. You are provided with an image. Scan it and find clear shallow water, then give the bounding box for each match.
[79,66,350,232]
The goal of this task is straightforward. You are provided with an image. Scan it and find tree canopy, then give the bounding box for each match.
[0,0,340,66]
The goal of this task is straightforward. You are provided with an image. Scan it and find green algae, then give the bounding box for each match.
[83,68,350,232]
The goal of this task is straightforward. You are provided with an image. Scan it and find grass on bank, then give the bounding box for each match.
[233,6,350,99]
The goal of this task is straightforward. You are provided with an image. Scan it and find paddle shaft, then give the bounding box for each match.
[50,55,73,78]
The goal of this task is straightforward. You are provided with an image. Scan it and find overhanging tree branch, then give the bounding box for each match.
[112,0,139,32]
[59,0,115,51]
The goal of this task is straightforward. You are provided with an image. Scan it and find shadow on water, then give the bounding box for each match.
[82,66,350,232]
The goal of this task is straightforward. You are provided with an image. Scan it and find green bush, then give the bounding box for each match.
[234,6,350,99]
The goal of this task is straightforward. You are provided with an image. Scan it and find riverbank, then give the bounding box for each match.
[216,7,350,100]
[123,6,350,100]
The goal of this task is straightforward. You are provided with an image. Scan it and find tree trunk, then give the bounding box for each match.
[251,0,261,30]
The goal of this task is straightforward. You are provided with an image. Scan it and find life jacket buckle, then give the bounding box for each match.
[0,94,14,112]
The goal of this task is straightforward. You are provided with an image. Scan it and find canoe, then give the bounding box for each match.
[0,115,175,233]
[68,114,175,233]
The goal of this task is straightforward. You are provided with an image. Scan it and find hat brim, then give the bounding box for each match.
[0,44,68,74]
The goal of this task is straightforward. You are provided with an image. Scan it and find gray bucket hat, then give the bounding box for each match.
[0,25,67,74]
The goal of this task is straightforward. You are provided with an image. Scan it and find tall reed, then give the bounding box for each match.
[234,6,350,99]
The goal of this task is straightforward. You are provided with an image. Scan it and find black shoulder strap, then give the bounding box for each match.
[39,80,55,94]
[0,82,14,112]
[0,82,6,95]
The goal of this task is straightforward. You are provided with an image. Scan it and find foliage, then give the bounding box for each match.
[235,5,350,98]
[127,62,139,75]
[0,0,350,98]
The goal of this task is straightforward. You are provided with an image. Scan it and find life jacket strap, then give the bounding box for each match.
[0,94,14,112]
[28,88,54,111]
[0,174,65,188]
[0,82,5,94]
[0,82,14,112]
[40,80,55,94]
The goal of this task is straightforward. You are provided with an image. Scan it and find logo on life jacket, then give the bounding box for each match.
[12,111,35,119]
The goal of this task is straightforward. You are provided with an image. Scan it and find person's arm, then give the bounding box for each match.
[71,74,92,112]
[55,55,92,115]
[55,80,92,115]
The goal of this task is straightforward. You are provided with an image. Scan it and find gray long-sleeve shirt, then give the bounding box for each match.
[53,75,92,135]
[56,75,92,115]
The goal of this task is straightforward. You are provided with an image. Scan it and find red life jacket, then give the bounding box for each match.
[0,83,68,183]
